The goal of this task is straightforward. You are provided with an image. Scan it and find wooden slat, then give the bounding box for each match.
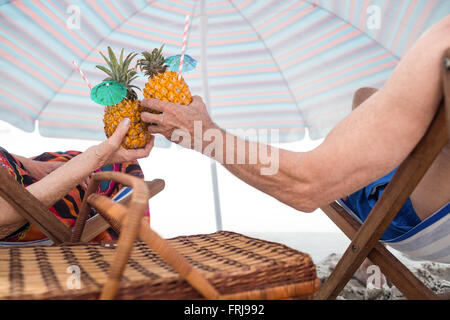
[80,214,110,242]
[80,179,165,242]
[0,169,71,244]
[145,179,165,199]
[321,202,436,300]
[316,101,448,300]
[71,179,100,242]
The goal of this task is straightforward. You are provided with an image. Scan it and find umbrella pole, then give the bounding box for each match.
[199,0,223,231]
[211,160,222,231]
[210,159,223,230]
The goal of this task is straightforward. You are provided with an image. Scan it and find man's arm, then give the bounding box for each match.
[141,16,450,212]
[142,97,321,212]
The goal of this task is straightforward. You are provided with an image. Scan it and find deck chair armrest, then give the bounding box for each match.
[79,180,164,242]
[71,172,164,243]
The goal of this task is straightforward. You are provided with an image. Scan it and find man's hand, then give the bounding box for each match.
[140,96,217,149]
[93,118,155,168]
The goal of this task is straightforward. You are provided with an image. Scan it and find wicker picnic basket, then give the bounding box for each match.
[0,231,320,300]
[0,171,320,300]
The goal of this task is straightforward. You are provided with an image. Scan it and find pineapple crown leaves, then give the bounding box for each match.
[96,47,140,100]
[136,45,168,78]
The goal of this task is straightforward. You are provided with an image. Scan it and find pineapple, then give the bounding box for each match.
[97,47,150,149]
[137,45,192,111]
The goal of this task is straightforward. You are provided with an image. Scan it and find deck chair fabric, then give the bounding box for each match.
[316,50,450,300]
[337,199,450,263]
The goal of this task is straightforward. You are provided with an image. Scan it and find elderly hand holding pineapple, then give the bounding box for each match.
[141,95,215,150]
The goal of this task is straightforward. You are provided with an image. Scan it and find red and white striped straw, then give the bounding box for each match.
[72,60,92,90]
[178,15,190,80]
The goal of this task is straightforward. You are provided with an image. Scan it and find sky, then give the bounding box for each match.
[0,120,341,238]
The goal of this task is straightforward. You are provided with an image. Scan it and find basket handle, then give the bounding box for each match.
[71,172,158,242]
[69,172,150,299]
[87,177,221,300]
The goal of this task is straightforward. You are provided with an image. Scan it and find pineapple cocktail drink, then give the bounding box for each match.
[96,47,150,149]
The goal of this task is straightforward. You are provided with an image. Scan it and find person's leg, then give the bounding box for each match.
[352,88,377,110]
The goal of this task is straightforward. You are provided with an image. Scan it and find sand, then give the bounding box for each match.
[316,253,450,300]
[244,231,450,300]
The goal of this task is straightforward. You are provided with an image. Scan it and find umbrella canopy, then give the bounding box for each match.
[0,0,448,143]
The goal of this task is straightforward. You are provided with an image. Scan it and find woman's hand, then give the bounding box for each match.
[24,160,65,181]
[92,118,155,168]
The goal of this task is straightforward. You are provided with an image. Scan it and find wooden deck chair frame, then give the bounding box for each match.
[316,49,450,300]
[0,167,165,245]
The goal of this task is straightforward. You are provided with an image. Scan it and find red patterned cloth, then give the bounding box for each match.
[0,146,150,242]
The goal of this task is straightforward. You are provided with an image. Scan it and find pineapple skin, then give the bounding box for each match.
[103,99,150,149]
[143,71,192,110]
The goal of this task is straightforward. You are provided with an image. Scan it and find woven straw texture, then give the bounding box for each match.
[0,231,319,300]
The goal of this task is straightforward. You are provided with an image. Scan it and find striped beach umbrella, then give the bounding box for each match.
[1,1,448,229]
[0,0,448,143]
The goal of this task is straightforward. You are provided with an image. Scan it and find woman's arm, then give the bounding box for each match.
[12,153,66,181]
[0,118,154,234]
